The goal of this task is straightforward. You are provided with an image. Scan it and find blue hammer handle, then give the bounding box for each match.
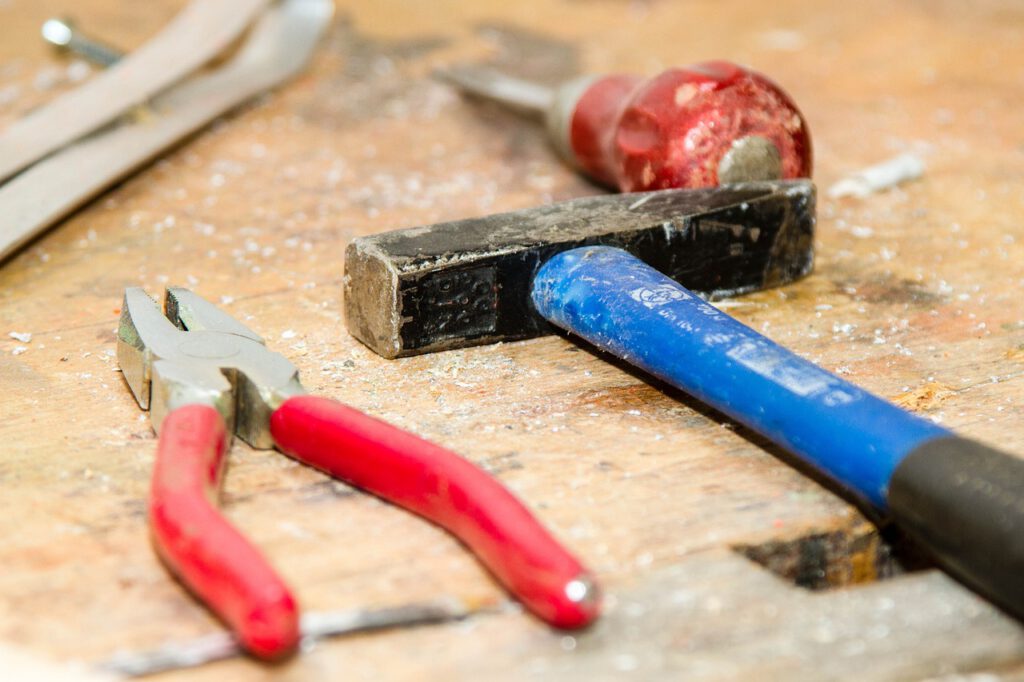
[533,246,1024,618]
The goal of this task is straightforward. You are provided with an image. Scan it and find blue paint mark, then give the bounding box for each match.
[531,246,949,509]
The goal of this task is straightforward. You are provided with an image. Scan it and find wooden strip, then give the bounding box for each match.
[0,0,272,184]
[0,0,332,262]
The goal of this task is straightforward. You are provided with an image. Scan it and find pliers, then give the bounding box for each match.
[116,287,600,659]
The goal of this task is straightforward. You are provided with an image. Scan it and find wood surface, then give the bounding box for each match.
[1,0,1024,679]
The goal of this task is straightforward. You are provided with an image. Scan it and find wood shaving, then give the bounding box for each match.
[828,153,925,199]
[892,381,956,411]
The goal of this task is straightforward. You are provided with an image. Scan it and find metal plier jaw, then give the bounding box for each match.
[117,287,304,448]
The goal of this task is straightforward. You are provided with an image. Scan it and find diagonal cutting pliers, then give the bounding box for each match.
[116,287,600,659]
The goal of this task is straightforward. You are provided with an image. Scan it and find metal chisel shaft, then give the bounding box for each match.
[437,66,554,116]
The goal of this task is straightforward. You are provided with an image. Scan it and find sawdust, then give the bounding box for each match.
[891,381,957,411]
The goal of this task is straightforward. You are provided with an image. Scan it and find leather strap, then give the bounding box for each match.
[0,0,331,262]
[0,0,271,184]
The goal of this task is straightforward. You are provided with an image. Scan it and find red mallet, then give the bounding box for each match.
[439,60,811,192]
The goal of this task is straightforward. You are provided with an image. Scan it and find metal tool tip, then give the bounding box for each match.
[432,65,553,116]
[564,574,600,607]
[41,18,74,47]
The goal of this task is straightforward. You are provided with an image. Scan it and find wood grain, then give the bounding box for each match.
[1,0,1023,679]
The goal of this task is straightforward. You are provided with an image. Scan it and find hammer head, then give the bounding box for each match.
[344,179,815,359]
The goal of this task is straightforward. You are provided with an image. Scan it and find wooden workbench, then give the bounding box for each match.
[2,0,1024,679]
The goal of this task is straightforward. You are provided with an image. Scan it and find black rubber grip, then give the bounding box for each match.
[889,436,1024,619]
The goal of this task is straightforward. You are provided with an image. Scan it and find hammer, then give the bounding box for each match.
[344,179,1024,622]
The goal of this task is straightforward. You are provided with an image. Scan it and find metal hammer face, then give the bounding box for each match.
[344,179,815,358]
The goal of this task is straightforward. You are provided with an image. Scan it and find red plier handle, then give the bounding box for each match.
[151,396,599,660]
[151,405,299,659]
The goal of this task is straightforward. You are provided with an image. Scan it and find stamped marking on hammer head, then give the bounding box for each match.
[344,179,815,358]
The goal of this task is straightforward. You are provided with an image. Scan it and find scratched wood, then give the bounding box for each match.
[2,0,1024,679]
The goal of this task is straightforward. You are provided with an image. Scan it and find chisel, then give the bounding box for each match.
[438,61,812,191]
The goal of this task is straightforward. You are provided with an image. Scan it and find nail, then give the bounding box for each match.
[41,17,124,68]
